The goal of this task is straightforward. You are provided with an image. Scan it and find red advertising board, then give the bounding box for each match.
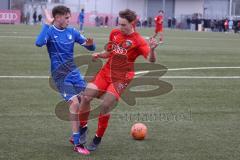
[0,10,21,24]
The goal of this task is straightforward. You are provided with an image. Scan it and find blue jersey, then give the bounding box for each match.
[36,24,94,73]
[35,24,95,101]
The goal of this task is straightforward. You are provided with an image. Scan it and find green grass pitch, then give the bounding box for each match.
[0,24,240,160]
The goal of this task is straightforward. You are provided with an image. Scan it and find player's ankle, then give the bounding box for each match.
[93,135,102,145]
[80,125,88,134]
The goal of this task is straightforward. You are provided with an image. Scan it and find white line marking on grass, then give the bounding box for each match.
[135,67,240,78]
[161,76,240,79]
[0,67,240,79]
[0,76,49,79]
[0,113,55,117]
[168,66,240,71]
[1,75,240,79]
[0,35,35,39]
[135,66,240,75]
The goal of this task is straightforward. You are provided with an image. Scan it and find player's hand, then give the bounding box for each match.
[149,37,159,49]
[92,53,99,62]
[43,8,54,25]
[85,38,94,46]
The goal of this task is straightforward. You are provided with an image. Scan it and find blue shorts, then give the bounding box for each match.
[52,70,86,101]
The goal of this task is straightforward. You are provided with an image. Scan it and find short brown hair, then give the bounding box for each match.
[119,9,137,23]
[159,10,164,13]
[52,5,71,18]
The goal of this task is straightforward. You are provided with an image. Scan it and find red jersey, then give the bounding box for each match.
[155,15,163,28]
[100,29,150,82]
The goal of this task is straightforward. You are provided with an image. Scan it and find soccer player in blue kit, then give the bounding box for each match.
[35,5,95,155]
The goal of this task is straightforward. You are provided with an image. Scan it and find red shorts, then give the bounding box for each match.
[155,27,163,33]
[91,70,132,100]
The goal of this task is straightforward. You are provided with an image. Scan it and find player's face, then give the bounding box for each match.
[118,17,134,35]
[55,13,71,29]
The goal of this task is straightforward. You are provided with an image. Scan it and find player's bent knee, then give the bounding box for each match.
[86,83,98,91]
[69,96,80,106]
[69,104,79,114]
[68,100,78,107]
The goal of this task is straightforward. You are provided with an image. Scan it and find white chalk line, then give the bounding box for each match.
[0,67,240,79]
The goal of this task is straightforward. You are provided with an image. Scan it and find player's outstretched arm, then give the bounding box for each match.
[85,38,94,46]
[92,51,110,61]
[83,38,96,51]
[35,8,52,47]
[43,8,54,25]
[148,37,159,63]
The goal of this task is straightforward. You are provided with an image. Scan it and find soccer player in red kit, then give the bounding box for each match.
[153,10,164,43]
[78,9,159,151]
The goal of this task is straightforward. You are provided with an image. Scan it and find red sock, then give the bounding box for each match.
[96,114,111,137]
[79,110,90,127]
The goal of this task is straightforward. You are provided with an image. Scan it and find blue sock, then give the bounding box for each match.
[73,132,80,146]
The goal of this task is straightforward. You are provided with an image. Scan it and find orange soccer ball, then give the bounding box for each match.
[131,123,147,140]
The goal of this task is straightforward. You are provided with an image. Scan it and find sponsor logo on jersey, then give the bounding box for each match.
[68,34,72,40]
[121,40,133,49]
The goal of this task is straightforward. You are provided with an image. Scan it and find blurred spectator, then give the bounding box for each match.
[38,14,42,23]
[148,17,152,27]
[105,16,109,27]
[100,16,104,26]
[168,17,172,28]
[186,17,191,29]
[195,17,199,31]
[142,18,148,27]
[234,20,238,33]
[136,19,141,27]
[115,16,119,26]
[33,11,37,25]
[220,19,224,32]
[191,16,195,31]
[238,21,240,33]
[228,19,233,32]
[26,12,30,25]
[224,19,228,32]
[95,16,100,27]
[172,17,176,28]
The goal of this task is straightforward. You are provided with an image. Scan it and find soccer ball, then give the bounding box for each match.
[131,123,147,140]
